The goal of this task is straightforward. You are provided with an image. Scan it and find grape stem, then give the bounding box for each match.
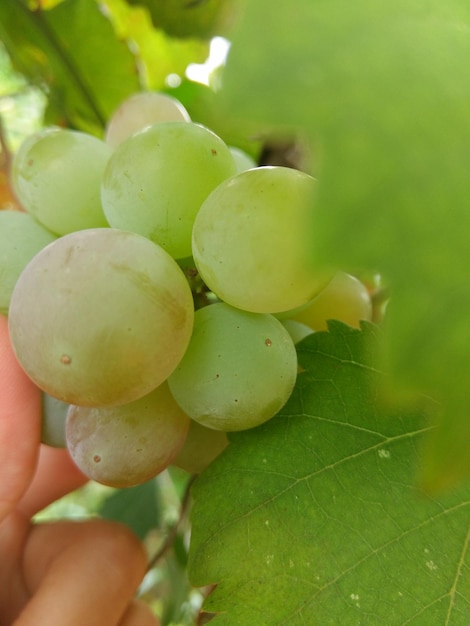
[146,473,197,572]
[370,285,391,324]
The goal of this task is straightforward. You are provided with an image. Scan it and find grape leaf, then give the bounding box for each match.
[103,0,209,90]
[124,0,239,39]
[0,0,141,134]
[98,479,160,541]
[188,323,470,625]
[219,0,470,490]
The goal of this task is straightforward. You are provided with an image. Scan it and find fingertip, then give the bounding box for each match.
[0,314,41,520]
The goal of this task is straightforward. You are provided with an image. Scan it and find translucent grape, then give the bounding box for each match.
[192,166,331,313]
[291,271,373,331]
[168,302,297,431]
[172,419,229,474]
[101,121,237,259]
[105,91,191,149]
[41,392,69,448]
[11,128,112,235]
[281,319,314,344]
[0,210,57,316]
[228,145,257,172]
[8,228,194,407]
[66,382,190,488]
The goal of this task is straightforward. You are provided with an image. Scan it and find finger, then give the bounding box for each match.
[16,519,148,626]
[0,315,41,521]
[118,599,160,626]
[19,445,88,518]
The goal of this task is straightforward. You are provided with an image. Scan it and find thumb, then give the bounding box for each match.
[0,314,41,521]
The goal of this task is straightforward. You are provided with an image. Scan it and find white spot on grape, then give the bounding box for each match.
[378,449,391,459]
[265,555,274,565]
[426,560,438,571]
[289,560,295,568]
[265,520,269,526]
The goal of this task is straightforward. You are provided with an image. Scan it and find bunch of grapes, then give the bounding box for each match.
[0,92,374,488]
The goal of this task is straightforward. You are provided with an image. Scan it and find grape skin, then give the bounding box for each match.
[11,128,112,235]
[0,210,57,316]
[192,165,332,313]
[41,393,69,448]
[104,91,191,149]
[228,145,257,172]
[101,121,237,259]
[8,228,195,407]
[168,302,298,432]
[291,271,373,331]
[66,382,190,488]
[172,419,229,474]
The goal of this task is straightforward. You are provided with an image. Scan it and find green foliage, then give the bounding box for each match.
[126,0,239,39]
[2,1,470,624]
[221,0,470,491]
[189,323,470,624]
[0,0,141,134]
[98,480,160,540]
[103,0,209,90]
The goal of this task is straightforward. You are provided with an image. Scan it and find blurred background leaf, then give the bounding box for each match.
[220,0,470,492]
[0,0,142,134]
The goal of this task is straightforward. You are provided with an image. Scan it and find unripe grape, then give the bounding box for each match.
[229,145,257,172]
[281,319,314,344]
[101,121,236,259]
[192,166,331,313]
[104,91,191,149]
[168,302,297,431]
[8,228,194,407]
[172,419,229,474]
[11,128,112,235]
[291,271,373,331]
[41,393,69,448]
[0,210,57,316]
[66,382,190,488]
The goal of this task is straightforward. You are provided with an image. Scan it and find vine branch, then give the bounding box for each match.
[147,474,197,572]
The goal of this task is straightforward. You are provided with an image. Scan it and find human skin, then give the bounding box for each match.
[0,314,158,626]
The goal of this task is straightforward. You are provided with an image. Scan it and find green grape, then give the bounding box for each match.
[41,392,69,448]
[104,91,191,149]
[168,302,297,431]
[66,382,190,488]
[281,319,314,344]
[101,121,236,259]
[172,418,229,474]
[0,210,57,316]
[192,166,331,313]
[291,271,373,331]
[11,128,112,235]
[228,145,257,173]
[8,228,194,407]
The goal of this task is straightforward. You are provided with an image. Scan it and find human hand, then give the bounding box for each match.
[0,315,158,625]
